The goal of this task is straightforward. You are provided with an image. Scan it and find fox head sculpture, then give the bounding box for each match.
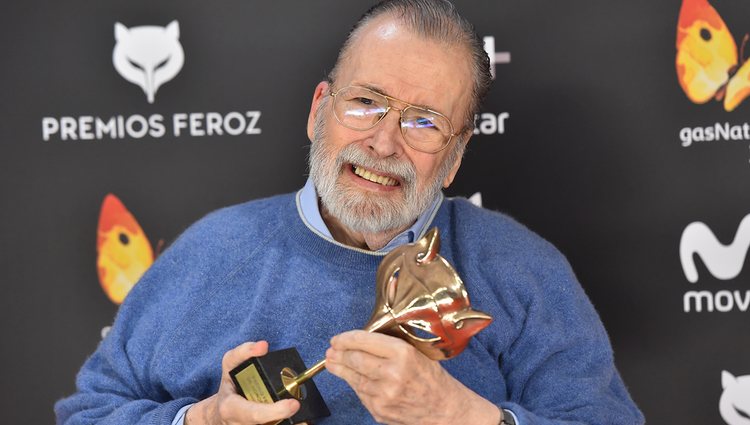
[112,20,184,104]
[365,227,492,360]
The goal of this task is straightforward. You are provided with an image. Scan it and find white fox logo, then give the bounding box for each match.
[468,192,482,207]
[720,371,750,425]
[112,21,184,104]
[679,214,750,283]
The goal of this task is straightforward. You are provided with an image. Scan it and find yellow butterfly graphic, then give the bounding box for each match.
[96,194,156,304]
[676,0,750,111]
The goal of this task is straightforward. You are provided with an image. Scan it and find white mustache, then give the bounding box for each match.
[334,144,416,185]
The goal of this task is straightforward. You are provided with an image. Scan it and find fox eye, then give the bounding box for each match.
[127,58,144,71]
[409,326,437,340]
[700,27,711,41]
[155,56,171,71]
[404,321,439,341]
[736,406,750,420]
[454,321,464,329]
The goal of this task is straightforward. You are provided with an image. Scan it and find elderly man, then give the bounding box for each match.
[56,1,644,424]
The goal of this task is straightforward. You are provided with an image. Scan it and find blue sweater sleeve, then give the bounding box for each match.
[54,198,288,425]
[55,196,292,425]
[54,216,214,424]
[54,265,200,424]
[54,348,197,425]
[498,244,643,424]
[448,200,643,424]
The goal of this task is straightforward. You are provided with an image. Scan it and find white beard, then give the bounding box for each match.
[308,100,459,234]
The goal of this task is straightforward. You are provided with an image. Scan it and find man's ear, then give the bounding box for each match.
[442,131,472,188]
[307,81,330,142]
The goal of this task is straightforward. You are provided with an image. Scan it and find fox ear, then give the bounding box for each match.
[416,228,440,264]
[722,370,736,389]
[166,20,180,39]
[453,309,492,328]
[114,22,128,41]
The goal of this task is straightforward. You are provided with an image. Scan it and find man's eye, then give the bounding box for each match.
[414,116,440,131]
[356,97,375,105]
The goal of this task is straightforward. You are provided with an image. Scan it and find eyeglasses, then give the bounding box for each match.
[329,85,458,154]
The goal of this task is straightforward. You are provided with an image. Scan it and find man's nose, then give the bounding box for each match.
[365,109,405,158]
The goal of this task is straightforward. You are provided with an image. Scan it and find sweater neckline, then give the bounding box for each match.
[282,192,443,271]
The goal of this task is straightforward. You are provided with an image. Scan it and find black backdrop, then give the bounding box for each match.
[2,1,749,423]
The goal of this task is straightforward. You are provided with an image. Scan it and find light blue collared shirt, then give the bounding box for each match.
[298,178,442,252]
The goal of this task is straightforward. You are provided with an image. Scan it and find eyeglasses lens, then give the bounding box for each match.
[333,86,451,153]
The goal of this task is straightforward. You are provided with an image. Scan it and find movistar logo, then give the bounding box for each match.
[680,214,750,283]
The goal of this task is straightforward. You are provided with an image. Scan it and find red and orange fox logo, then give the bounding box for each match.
[96,194,155,304]
[676,0,750,111]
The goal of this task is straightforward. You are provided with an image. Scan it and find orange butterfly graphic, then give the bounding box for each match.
[676,0,750,111]
[96,194,157,304]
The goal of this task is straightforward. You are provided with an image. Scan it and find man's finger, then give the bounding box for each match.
[327,346,386,381]
[223,393,301,423]
[221,341,269,375]
[327,352,380,396]
[330,330,409,359]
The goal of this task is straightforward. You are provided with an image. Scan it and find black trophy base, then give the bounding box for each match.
[229,347,330,425]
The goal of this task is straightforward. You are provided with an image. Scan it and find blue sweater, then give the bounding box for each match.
[55,193,644,424]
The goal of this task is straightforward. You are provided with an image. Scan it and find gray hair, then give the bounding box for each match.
[328,0,492,135]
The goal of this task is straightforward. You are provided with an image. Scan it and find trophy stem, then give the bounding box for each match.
[276,314,397,400]
[363,311,396,334]
[295,358,328,385]
[278,359,327,399]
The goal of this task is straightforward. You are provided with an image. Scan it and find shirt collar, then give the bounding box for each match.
[298,178,443,252]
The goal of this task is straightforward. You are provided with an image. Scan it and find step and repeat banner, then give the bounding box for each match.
[1,0,749,423]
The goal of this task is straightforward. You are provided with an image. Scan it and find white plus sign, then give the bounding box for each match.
[483,36,511,79]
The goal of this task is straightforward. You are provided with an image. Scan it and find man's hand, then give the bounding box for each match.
[325,330,502,425]
[185,341,300,425]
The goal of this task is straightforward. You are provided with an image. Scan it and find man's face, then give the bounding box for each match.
[307,16,474,234]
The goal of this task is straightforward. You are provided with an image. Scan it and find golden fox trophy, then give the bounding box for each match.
[230,228,492,424]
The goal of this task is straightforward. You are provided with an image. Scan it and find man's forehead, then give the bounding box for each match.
[337,16,473,118]
[372,19,400,40]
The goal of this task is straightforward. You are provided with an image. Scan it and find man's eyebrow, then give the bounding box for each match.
[358,83,434,111]
[360,83,387,95]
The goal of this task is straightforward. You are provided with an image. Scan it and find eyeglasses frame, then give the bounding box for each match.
[328,85,459,154]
